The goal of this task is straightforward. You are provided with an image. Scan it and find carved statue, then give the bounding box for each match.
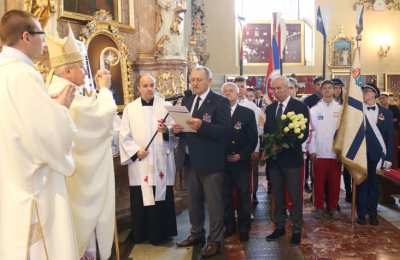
[155,0,186,59]
[24,0,55,28]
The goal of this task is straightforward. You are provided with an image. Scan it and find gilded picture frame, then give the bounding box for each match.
[294,74,317,96]
[331,71,351,88]
[242,20,305,66]
[384,73,400,94]
[329,30,355,69]
[356,73,378,88]
[59,0,135,32]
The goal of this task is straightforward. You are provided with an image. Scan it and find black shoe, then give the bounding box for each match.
[176,235,205,247]
[239,231,249,242]
[304,183,312,193]
[224,228,235,238]
[265,228,285,241]
[356,217,366,225]
[290,232,301,245]
[369,216,379,226]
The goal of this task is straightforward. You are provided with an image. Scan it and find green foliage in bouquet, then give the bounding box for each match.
[263,111,308,159]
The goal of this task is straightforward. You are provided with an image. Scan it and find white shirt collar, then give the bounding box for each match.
[231,102,238,116]
[0,46,34,67]
[198,87,211,100]
[279,95,291,108]
[322,98,335,106]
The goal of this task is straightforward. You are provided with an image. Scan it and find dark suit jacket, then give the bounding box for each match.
[303,92,321,108]
[181,90,231,174]
[226,105,258,169]
[365,105,394,163]
[388,105,400,130]
[264,97,310,168]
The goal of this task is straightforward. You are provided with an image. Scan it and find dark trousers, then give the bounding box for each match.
[343,167,352,195]
[269,164,303,233]
[129,186,177,244]
[186,169,224,243]
[251,155,259,199]
[223,164,251,233]
[356,160,380,218]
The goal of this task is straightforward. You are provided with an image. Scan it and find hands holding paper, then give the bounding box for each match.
[173,117,202,133]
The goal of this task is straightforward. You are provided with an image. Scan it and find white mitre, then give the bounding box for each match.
[46,26,83,96]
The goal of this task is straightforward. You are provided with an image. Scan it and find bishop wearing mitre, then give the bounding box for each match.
[46,28,117,259]
[119,74,178,245]
[0,10,79,260]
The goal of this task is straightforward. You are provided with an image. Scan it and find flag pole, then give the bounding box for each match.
[351,178,356,227]
[351,4,363,227]
[322,36,326,78]
[238,16,245,76]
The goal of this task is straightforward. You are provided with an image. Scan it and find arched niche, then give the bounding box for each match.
[80,10,133,111]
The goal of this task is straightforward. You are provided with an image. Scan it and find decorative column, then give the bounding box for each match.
[189,0,209,65]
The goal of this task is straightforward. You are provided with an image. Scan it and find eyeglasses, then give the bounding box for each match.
[28,31,45,35]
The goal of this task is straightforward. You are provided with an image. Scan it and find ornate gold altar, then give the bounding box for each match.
[79,10,134,111]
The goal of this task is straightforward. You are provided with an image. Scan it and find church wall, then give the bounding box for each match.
[205,0,400,89]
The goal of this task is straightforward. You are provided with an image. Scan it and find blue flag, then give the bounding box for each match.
[316,6,326,38]
[356,4,364,36]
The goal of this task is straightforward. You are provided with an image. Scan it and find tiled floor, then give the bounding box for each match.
[120,176,400,260]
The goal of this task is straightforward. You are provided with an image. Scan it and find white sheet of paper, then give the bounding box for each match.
[165,105,196,133]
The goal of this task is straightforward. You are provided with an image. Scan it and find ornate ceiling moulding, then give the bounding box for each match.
[354,0,400,11]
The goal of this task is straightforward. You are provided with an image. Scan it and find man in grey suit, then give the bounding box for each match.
[264,75,310,245]
[173,66,231,258]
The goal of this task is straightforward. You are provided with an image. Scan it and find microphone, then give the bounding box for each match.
[165,94,184,101]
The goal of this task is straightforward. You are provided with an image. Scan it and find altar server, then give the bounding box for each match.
[119,74,177,244]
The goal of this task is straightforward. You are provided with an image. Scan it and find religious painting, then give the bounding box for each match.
[295,75,316,95]
[59,0,135,31]
[331,72,351,90]
[283,22,304,64]
[329,31,355,69]
[355,74,378,88]
[63,0,115,18]
[242,21,304,65]
[246,75,266,91]
[384,73,400,103]
[242,23,271,64]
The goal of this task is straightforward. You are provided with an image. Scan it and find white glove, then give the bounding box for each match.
[383,160,392,170]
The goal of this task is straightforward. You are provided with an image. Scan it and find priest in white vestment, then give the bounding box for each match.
[0,10,79,260]
[119,74,177,245]
[46,29,117,259]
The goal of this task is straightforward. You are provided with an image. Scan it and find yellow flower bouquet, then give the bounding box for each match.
[263,111,308,159]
